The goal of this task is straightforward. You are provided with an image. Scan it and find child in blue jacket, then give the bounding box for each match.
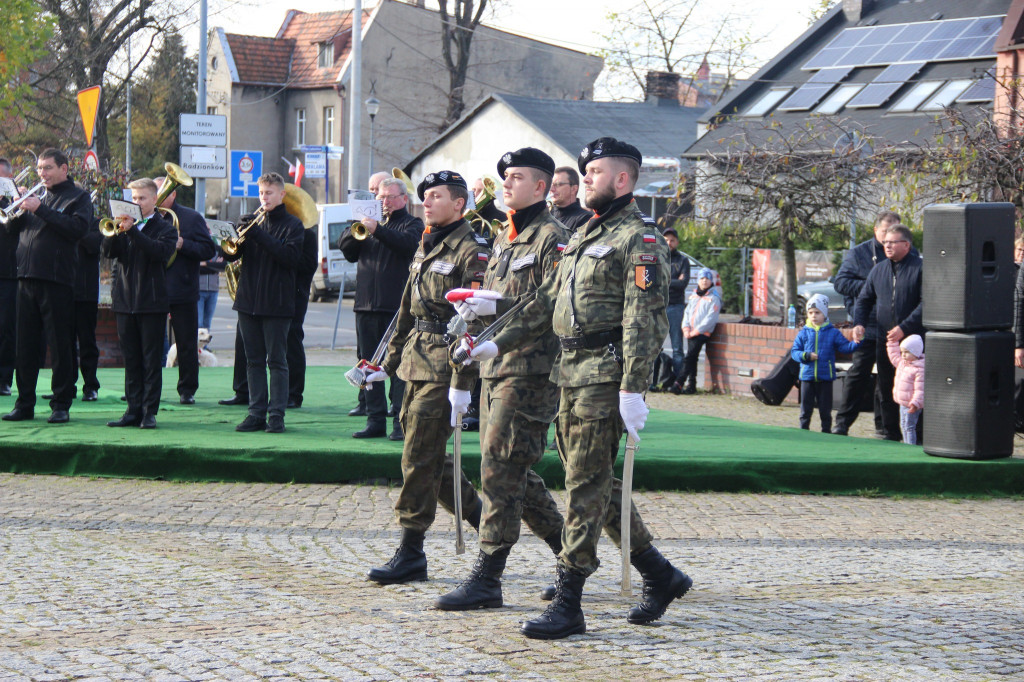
[790,294,859,432]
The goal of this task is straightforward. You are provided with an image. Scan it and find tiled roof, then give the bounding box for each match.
[224,34,295,85]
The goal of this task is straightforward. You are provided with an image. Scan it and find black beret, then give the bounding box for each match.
[496,147,555,179]
[417,170,468,201]
[577,137,643,175]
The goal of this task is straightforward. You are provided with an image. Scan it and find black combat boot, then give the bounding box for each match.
[539,531,562,601]
[434,548,509,611]
[367,528,428,584]
[627,545,693,624]
[520,566,587,640]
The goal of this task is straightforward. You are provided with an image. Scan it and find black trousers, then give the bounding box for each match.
[874,340,902,440]
[72,300,100,393]
[287,295,310,405]
[231,323,248,398]
[14,279,76,411]
[116,312,165,417]
[355,310,404,427]
[237,312,290,420]
[834,338,883,433]
[168,301,199,397]
[0,278,16,386]
[799,379,833,432]
[677,334,710,386]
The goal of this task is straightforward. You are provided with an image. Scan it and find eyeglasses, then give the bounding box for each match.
[550,182,572,188]
[882,240,908,246]
[379,194,404,201]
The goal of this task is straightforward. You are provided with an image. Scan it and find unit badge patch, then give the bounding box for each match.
[635,264,655,291]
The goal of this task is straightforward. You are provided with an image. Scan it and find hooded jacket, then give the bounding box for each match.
[887,338,925,410]
[682,287,721,336]
[791,321,859,382]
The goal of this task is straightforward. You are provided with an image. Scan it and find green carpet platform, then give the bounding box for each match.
[1,368,1022,496]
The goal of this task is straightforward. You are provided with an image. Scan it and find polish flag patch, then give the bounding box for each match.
[556,243,566,252]
[642,233,657,243]
[477,253,489,261]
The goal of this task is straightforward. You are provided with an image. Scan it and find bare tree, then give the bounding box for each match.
[437,0,488,131]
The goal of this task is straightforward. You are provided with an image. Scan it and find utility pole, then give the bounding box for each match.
[346,0,362,193]
[195,0,208,214]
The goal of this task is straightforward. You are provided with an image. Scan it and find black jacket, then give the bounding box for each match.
[101,212,177,314]
[854,251,924,337]
[73,217,104,302]
[338,206,422,313]
[295,228,319,305]
[8,179,92,287]
[835,237,920,341]
[226,203,304,318]
[165,201,217,305]
[0,200,17,279]
[667,249,691,306]
[1014,263,1024,348]
[550,199,592,233]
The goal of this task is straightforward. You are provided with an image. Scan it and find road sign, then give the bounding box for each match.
[179,114,227,147]
[83,150,99,171]
[300,144,326,153]
[305,152,327,179]
[230,150,263,198]
[77,86,101,148]
[180,146,227,178]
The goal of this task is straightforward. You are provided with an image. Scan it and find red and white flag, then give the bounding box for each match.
[282,156,305,186]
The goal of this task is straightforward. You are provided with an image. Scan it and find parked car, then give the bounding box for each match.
[796,276,847,324]
[310,204,358,302]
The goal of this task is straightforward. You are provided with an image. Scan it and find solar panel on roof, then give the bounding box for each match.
[845,62,925,108]
[778,84,836,111]
[958,74,995,101]
[807,67,853,84]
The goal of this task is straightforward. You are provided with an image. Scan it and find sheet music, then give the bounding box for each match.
[206,219,239,243]
[108,199,143,223]
[0,178,17,198]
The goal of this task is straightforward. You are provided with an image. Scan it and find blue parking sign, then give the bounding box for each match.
[230,150,263,198]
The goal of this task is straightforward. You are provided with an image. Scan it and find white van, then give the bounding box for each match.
[310,203,358,302]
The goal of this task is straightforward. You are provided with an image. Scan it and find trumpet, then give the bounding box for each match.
[351,221,371,240]
[0,182,47,225]
[222,183,318,256]
[221,208,267,256]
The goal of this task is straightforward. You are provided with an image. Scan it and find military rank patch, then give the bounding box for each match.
[639,254,657,263]
[642,233,658,243]
[511,253,536,271]
[430,261,455,275]
[635,264,655,291]
[584,244,614,258]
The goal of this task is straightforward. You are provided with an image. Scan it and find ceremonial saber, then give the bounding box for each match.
[620,434,638,596]
[449,291,537,365]
[344,311,400,388]
[453,413,466,555]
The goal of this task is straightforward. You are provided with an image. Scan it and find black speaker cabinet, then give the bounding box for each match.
[922,202,1014,331]
[923,331,1014,459]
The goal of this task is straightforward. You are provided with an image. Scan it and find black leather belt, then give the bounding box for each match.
[414,318,448,335]
[558,327,623,350]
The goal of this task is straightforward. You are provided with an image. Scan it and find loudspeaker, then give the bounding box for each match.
[923,330,1014,459]
[922,202,1014,331]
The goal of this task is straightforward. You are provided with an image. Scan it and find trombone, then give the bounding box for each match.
[0,182,47,225]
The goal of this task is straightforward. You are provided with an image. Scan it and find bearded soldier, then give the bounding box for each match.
[462,138,692,639]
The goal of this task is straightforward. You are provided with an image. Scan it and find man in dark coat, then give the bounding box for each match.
[832,210,901,436]
[852,223,924,441]
[338,176,423,440]
[287,227,319,408]
[101,178,177,429]
[157,177,216,404]
[3,148,92,424]
[71,211,104,401]
[548,166,592,233]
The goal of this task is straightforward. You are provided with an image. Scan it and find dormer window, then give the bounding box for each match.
[318,42,334,68]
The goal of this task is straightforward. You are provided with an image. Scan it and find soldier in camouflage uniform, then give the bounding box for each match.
[464,138,693,639]
[434,148,569,611]
[363,170,488,585]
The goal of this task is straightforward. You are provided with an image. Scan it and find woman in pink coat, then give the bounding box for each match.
[887,334,925,445]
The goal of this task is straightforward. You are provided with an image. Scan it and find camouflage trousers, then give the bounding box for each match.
[477,374,564,556]
[554,382,654,576]
[396,380,481,533]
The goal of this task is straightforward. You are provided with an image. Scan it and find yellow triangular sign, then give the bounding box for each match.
[77,86,102,148]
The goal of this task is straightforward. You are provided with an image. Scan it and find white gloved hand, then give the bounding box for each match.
[453,337,474,366]
[469,340,499,362]
[363,368,388,390]
[449,387,472,427]
[454,300,478,321]
[618,392,648,443]
[464,295,499,318]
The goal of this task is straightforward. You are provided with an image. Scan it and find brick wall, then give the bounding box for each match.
[96,306,123,367]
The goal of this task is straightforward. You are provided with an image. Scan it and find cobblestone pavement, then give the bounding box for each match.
[1,473,1021,681]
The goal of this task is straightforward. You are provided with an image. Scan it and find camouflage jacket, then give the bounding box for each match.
[491,199,668,393]
[383,219,487,390]
[479,207,569,379]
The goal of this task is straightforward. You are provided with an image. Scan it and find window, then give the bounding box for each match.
[318,42,334,68]
[815,83,864,115]
[206,106,218,115]
[323,107,335,145]
[296,108,306,147]
[889,81,944,112]
[744,88,792,117]
[921,79,974,110]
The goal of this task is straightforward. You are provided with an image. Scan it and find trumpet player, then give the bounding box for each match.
[224,172,304,434]
[0,158,16,397]
[2,149,92,424]
[101,178,176,429]
[338,176,423,440]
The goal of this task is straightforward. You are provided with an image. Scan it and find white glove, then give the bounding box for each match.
[363,368,388,390]
[449,387,472,427]
[464,294,499,318]
[469,340,499,362]
[618,392,648,443]
[454,300,478,322]
[453,337,474,366]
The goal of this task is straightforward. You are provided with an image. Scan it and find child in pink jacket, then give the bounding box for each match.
[887,334,925,445]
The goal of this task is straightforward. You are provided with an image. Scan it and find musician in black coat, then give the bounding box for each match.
[157,178,216,404]
[101,178,177,429]
[223,172,304,434]
[288,227,319,407]
[71,213,104,401]
[3,149,92,424]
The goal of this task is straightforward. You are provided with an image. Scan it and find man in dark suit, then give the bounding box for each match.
[71,208,104,401]
[288,227,319,408]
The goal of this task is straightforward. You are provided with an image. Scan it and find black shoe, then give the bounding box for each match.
[108,413,142,427]
[388,427,404,441]
[831,426,848,436]
[0,384,10,396]
[353,424,387,438]
[82,390,98,402]
[287,399,300,409]
[387,404,398,417]
[3,407,34,421]
[179,394,195,405]
[42,393,54,400]
[680,382,697,395]
[435,549,509,611]
[367,529,428,584]
[218,395,248,406]
[47,409,69,424]
[627,546,693,625]
[140,414,157,429]
[266,416,285,433]
[667,382,683,395]
[348,404,367,417]
[521,567,587,640]
[120,395,127,402]
[236,415,267,432]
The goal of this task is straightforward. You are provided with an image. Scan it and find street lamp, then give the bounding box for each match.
[365,97,380,179]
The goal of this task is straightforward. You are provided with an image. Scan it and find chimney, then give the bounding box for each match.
[842,0,874,23]
[646,71,681,107]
